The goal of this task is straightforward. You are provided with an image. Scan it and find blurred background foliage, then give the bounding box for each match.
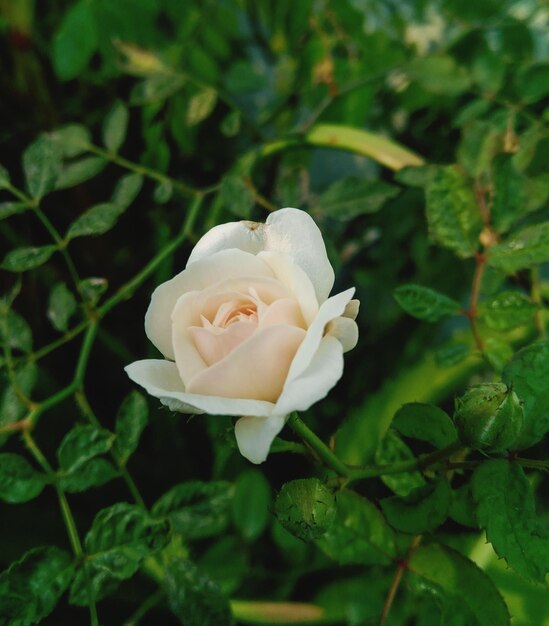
[0,0,548,624]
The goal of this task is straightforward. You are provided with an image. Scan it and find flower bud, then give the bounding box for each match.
[275,478,336,542]
[453,383,523,452]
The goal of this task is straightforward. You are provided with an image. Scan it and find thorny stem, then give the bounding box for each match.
[465,251,487,352]
[379,535,422,626]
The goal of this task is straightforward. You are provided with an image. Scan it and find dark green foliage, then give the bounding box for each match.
[0,547,75,626]
[0,1,547,623]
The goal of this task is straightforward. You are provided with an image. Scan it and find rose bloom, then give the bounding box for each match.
[125,208,358,463]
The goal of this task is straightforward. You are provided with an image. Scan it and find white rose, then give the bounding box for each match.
[125,208,359,464]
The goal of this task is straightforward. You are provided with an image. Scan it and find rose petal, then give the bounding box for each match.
[145,249,274,359]
[190,320,256,366]
[186,325,306,402]
[343,299,360,320]
[234,414,286,464]
[171,277,292,386]
[258,251,319,326]
[285,287,355,386]
[274,336,344,416]
[260,298,306,329]
[187,208,334,303]
[124,359,275,416]
[325,316,359,352]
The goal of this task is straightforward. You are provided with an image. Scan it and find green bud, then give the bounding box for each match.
[453,383,524,452]
[274,478,336,542]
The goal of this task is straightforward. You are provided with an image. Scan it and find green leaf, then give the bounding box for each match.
[57,424,114,473]
[186,88,218,126]
[435,342,471,367]
[102,101,129,153]
[49,124,91,157]
[407,55,471,96]
[317,178,399,220]
[375,431,425,497]
[65,203,123,240]
[483,337,514,374]
[449,483,478,528]
[409,544,510,626]
[395,164,437,187]
[394,284,461,322]
[489,222,549,273]
[0,453,46,503]
[0,202,27,220]
[380,477,451,533]
[152,481,233,540]
[1,245,57,272]
[491,155,526,234]
[78,277,108,306]
[113,391,148,464]
[0,546,75,625]
[220,176,255,218]
[153,180,173,204]
[472,460,549,582]
[231,470,271,542]
[47,282,77,333]
[70,503,170,605]
[0,363,37,437]
[457,120,503,178]
[0,163,11,189]
[130,74,186,105]
[52,0,98,80]
[112,173,143,209]
[502,339,549,447]
[59,458,117,493]
[220,110,241,137]
[22,136,63,200]
[514,63,549,103]
[425,166,482,258]
[274,478,336,542]
[55,157,106,190]
[0,309,32,353]
[478,291,536,331]
[164,559,234,626]
[392,403,458,448]
[316,490,396,566]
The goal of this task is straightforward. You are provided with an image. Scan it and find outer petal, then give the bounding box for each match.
[124,359,276,416]
[186,325,306,402]
[325,316,359,352]
[187,208,335,303]
[274,336,344,416]
[285,287,355,386]
[145,249,274,359]
[234,414,286,464]
[258,251,319,326]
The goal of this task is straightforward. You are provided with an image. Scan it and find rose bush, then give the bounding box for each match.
[125,208,359,463]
